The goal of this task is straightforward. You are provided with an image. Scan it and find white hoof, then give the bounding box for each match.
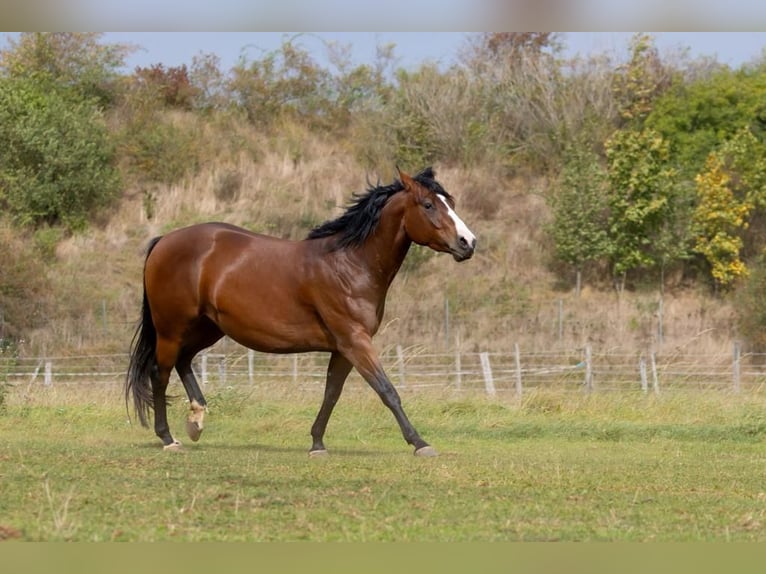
[163,440,183,451]
[187,401,205,442]
[414,445,438,457]
[186,420,203,442]
[308,449,329,458]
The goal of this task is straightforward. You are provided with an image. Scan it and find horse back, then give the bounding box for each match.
[144,222,335,352]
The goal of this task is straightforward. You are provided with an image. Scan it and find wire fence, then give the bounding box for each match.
[2,342,765,396]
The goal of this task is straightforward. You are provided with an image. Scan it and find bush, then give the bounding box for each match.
[735,252,766,351]
[0,77,121,231]
[0,221,50,341]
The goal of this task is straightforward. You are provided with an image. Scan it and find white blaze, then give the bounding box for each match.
[438,195,476,246]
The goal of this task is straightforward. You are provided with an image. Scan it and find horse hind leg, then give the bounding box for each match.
[152,337,183,451]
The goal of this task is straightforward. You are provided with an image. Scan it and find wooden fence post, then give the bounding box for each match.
[201,354,208,386]
[514,343,523,397]
[480,352,495,396]
[733,341,741,393]
[640,355,648,393]
[651,352,660,395]
[454,345,462,391]
[584,344,593,392]
[558,299,563,342]
[44,360,52,386]
[248,350,254,385]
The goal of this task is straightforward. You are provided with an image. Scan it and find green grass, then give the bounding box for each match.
[2,384,766,541]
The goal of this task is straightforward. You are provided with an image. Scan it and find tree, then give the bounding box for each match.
[0,76,121,230]
[691,127,766,289]
[547,140,609,294]
[133,63,198,110]
[612,33,674,128]
[0,32,133,106]
[646,66,766,180]
[604,127,679,292]
[692,153,751,289]
[228,37,332,129]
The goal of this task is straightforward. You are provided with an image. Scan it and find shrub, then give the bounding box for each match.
[0,77,121,231]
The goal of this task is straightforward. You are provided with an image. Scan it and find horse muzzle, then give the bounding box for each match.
[451,236,476,262]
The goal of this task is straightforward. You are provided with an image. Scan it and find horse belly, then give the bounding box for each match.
[210,294,334,354]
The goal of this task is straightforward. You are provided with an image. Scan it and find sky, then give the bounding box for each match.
[94,32,766,73]
[0,31,764,73]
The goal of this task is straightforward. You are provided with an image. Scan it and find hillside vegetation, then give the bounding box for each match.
[1,33,766,360]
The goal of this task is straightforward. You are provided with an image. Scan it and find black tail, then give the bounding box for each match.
[125,236,163,427]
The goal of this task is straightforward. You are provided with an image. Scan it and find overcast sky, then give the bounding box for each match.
[0,31,763,73]
[98,32,766,72]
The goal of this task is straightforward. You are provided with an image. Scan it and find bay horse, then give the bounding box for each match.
[125,167,476,456]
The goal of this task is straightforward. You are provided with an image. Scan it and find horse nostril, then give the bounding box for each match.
[459,236,476,250]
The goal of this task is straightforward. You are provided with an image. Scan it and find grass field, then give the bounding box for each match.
[2,382,766,542]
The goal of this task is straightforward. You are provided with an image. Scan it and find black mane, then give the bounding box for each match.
[307,167,451,249]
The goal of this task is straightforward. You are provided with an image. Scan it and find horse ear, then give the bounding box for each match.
[397,167,415,191]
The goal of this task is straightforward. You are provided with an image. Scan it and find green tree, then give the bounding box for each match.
[0,32,133,106]
[547,140,609,294]
[0,77,121,230]
[646,66,766,180]
[604,127,679,292]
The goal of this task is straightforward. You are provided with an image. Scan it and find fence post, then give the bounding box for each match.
[44,360,52,386]
[733,341,741,393]
[292,355,298,385]
[650,352,660,394]
[480,352,495,396]
[396,344,406,388]
[248,349,255,385]
[639,355,648,393]
[558,299,563,342]
[514,343,523,397]
[201,353,208,386]
[584,344,593,392]
[454,345,462,391]
[444,297,450,349]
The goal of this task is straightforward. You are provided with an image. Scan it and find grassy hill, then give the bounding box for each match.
[12,118,736,362]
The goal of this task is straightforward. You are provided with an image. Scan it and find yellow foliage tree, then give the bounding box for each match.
[692,153,752,289]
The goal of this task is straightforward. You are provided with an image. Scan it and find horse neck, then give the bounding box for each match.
[356,193,411,288]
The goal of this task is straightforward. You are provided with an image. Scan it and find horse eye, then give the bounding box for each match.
[423,201,433,210]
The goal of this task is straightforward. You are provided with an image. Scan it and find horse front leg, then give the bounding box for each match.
[309,352,353,456]
[340,336,437,457]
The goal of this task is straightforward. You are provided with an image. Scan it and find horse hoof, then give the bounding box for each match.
[186,420,203,442]
[414,445,438,457]
[163,440,183,452]
[308,449,329,458]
